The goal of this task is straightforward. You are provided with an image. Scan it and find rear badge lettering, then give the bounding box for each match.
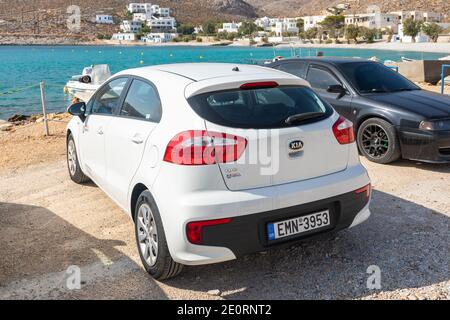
[288,140,304,158]
[225,168,241,179]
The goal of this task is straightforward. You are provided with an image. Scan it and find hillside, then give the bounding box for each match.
[0,0,448,40]
[247,0,450,18]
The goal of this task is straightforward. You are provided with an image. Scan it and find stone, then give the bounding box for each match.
[0,123,13,131]
[207,289,221,296]
[7,114,29,122]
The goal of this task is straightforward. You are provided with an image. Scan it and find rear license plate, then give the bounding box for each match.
[267,210,330,241]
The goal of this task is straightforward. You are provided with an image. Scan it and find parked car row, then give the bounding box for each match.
[66,60,450,279]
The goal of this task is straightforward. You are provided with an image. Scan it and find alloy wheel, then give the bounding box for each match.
[137,203,158,266]
[361,124,390,159]
[68,140,77,176]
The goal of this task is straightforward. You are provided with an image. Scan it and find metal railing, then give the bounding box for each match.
[1,81,68,136]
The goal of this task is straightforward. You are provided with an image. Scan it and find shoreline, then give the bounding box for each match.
[1,39,449,54]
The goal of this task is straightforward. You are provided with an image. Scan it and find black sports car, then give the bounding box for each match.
[267,57,450,164]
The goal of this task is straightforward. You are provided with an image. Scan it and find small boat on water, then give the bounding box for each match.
[65,64,111,96]
[401,57,416,62]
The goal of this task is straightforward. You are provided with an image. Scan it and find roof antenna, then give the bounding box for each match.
[232,66,240,72]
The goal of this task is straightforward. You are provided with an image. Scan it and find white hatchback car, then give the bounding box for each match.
[67,63,371,280]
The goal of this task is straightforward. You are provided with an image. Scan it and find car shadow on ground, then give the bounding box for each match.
[387,159,450,173]
[0,202,167,300]
[168,190,450,299]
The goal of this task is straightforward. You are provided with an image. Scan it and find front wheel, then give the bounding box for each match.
[67,134,90,184]
[134,190,183,280]
[357,118,401,164]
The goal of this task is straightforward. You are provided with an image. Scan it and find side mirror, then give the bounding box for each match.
[327,84,347,99]
[68,102,86,121]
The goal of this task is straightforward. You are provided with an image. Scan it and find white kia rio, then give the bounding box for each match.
[66,63,371,280]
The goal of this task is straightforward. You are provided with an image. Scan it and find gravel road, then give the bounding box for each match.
[0,157,449,300]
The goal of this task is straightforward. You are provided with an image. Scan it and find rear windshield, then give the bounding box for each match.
[187,86,333,129]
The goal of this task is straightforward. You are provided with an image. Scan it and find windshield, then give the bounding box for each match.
[339,62,420,94]
[187,86,333,129]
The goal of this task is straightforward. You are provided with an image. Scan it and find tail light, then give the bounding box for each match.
[163,130,247,165]
[355,183,371,200]
[186,218,232,245]
[240,81,278,90]
[333,116,355,144]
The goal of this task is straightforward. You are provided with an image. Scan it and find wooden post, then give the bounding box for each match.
[40,81,49,136]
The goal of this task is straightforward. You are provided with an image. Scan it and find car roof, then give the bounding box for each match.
[273,57,373,66]
[121,63,299,82]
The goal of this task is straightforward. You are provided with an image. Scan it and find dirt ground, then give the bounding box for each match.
[0,115,449,300]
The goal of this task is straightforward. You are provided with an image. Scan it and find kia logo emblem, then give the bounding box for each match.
[289,140,304,151]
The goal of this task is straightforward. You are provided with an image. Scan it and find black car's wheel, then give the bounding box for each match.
[67,133,90,184]
[357,118,401,164]
[134,190,183,280]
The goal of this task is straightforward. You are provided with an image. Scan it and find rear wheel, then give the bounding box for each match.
[67,134,90,184]
[357,118,401,164]
[134,190,183,280]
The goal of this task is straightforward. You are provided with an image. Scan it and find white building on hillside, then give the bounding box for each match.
[302,16,327,31]
[120,20,143,33]
[390,10,441,23]
[271,18,299,36]
[151,5,170,17]
[128,3,152,13]
[133,12,152,22]
[255,17,271,30]
[147,17,177,31]
[218,22,242,33]
[111,33,136,41]
[141,32,177,43]
[96,14,114,24]
[345,13,399,32]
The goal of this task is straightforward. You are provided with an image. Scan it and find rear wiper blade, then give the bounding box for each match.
[285,112,325,125]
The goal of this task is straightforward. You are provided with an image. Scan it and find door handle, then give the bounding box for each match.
[131,134,144,144]
[97,127,104,135]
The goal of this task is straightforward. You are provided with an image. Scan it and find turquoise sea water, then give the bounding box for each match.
[0,45,447,120]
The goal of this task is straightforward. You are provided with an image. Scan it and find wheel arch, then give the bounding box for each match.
[355,114,394,132]
[130,183,150,222]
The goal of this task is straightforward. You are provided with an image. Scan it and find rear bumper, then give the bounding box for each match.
[200,189,371,256]
[152,163,371,266]
[399,128,450,163]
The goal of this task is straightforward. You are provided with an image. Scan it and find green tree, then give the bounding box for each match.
[320,15,345,40]
[305,27,318,42]
[227,33,237,41]
[177,24,195,35]
[359,27,378,43]
[136,24,151,40]
[345,24,359,44]
[422,22,443,43]
[202,20,218,35]
[238,21,258,36]
[124,10,133,20]
[296,18,304,32]
[403,18,423,43]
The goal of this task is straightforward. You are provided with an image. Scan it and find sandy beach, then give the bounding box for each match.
[1,35,450,54]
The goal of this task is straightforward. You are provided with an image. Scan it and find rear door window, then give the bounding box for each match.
[306,66,341,91]
[188,86,332,129]
[276,62,308,79]
[120,79,162,122]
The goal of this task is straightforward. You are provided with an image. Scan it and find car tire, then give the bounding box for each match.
[67,133,90,184]
[134,190,183,280]
[357,118,401,164]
